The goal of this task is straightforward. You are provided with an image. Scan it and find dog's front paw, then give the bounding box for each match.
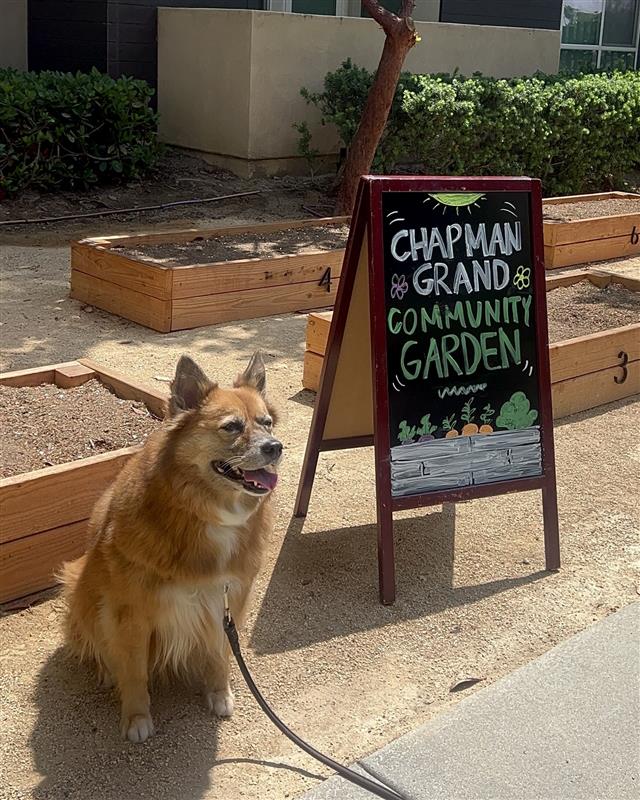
[121,713,155,743]
[207,688,235,718]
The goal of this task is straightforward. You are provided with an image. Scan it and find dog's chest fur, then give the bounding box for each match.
[153,510,249,672]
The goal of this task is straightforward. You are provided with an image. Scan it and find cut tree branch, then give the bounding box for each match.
[334,0,419,214]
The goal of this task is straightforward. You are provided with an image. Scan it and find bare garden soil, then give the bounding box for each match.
[543,197,639,222]
[0,379,161,478]
[546,282,640,341]
[114,224,351,266]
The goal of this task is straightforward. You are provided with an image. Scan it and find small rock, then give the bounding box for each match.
[81,305,94,313]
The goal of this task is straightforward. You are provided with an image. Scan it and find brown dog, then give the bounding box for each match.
[60,353,281,742]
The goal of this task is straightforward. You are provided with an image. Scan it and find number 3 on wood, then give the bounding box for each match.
[319,267,332,292]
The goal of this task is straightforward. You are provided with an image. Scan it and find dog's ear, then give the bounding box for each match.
[169,355,216,415]
[234,351,266,396]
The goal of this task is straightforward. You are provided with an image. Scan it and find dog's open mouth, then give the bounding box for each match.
[212,462,278,494]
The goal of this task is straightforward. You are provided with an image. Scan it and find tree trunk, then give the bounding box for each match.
[334,2,417,215]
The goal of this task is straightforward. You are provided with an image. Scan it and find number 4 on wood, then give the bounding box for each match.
[319,267,332,293]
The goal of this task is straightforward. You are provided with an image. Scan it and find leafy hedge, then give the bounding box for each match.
[0,68,161,195]
[301,61,640,195]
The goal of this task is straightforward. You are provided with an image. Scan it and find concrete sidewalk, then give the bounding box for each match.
[302,602,640,800]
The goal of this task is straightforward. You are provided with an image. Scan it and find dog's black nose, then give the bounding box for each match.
[261,439,283,459]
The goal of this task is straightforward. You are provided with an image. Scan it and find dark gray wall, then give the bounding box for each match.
[29,0,108,73]
[28,0,264,90]
[439,0,562,30]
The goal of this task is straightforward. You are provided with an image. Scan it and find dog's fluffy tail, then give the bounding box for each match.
[56,555,96,661]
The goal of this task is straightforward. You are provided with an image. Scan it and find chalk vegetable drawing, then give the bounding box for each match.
[460,398,479,436]
[479,403,495,434]
[397,420,416,445]
[496,392,538,430]
[442,414,459,438]
[417,414,437,442]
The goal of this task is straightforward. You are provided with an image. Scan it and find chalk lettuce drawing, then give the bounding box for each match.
[496,391,538,430]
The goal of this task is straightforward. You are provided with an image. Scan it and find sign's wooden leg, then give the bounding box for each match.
[293,445,319,518]
[542,484,561,571]
[377,503,396,605]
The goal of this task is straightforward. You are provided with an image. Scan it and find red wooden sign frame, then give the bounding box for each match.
[295,176,560,604]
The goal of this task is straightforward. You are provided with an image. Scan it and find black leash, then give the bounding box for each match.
[223,587,410,800]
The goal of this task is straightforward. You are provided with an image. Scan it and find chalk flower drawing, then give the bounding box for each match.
[390,273,409,300]
[513,266,531,290]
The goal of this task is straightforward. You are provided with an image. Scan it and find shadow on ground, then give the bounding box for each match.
[30,648,222,800]
[251,510,548,655]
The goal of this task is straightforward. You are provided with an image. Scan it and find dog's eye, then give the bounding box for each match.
[221,419,245,434]
[256,416,272,429]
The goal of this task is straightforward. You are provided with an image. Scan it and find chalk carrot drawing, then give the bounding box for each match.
[442,414,459,438]
[496,392,538,430]
[479,403,495,434]
[417,414,437,442]
[460,398,479,436]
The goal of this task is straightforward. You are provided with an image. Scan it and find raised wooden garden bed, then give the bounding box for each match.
[543,192,640,269]
[302,271,640,419]
[0,360,167,604]
[70,217,349,332]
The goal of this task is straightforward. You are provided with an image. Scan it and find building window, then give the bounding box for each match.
[560,0,640,70]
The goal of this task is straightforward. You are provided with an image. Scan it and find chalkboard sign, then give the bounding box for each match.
[295,176,559,604]
[382,190,542,497]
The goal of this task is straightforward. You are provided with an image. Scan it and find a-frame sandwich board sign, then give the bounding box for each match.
[294,175,560,605]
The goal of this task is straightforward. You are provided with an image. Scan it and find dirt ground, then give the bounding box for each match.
[116,224,351,266]
[1,163,639,800]
[0,380,160,477]
[542,196,640,222]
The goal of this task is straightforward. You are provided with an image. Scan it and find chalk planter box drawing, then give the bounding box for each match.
[543,191,640,269]
[70,217,349,332]
[0,360,167,604]
[303,270,640,420]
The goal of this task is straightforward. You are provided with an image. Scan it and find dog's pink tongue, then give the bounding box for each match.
[243,468,278,491]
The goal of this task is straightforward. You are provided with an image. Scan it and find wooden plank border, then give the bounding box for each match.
[70,216,350,332]
[543,191,640,267]
[0,361,167,605]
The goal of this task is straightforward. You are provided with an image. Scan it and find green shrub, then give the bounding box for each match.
[0,68,161,195]
[300,60,640,195]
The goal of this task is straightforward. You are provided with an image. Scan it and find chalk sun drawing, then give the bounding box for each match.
[438,383,488,399]
[500,206,519,218]
[425,192,486,217]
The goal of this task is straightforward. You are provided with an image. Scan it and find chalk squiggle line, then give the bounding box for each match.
[437,383,487,398]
